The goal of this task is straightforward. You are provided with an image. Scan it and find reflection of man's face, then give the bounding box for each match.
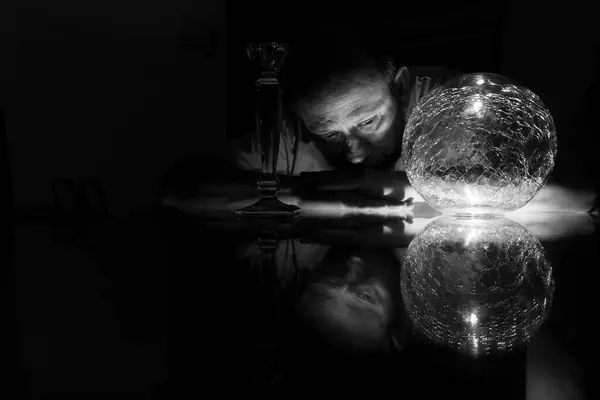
[298,72,404,169]
[298,249,398,354]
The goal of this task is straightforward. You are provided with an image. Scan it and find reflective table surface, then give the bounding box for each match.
[7,188,597,396]
[161,192,598,398]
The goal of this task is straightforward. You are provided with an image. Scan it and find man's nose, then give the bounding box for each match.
[346,136,361,152]
[345,256,365,282]
[343,129,365,156]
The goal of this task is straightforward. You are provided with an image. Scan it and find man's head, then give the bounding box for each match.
[295,246,406,358]
[285,42,410,169]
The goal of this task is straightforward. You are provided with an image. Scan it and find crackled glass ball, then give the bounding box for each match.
[401,216,554,356]
[402,73,557,215]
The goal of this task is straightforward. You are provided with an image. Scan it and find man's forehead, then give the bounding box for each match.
[301,83,391,131]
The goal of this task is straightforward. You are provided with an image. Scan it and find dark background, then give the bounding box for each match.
[2,0,225,215]
[1,0,598,216]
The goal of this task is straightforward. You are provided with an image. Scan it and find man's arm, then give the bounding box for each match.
[296,167,598,215]
[296,168,413,202]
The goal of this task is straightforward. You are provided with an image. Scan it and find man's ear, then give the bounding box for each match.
[392,65,411,106]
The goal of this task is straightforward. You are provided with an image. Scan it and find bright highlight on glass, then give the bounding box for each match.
[401,216,555,356]
[402,73,557,216]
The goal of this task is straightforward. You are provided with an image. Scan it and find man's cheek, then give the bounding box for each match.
[367,128,394,148]
[328,141,347,156]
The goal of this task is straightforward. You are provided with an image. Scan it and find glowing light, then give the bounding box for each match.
[460,96,486,119]
[464,229,479,246]
[469,333,480,354]
[464,186,481,206]
[468,312,479,325]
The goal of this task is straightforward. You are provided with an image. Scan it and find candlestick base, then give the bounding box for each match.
[235,197,300,219]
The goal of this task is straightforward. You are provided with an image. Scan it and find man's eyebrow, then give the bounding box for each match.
[347,101,384,118]
[308,119,336,132]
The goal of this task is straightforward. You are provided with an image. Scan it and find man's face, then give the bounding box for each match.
[298,249,398,354]
[298,72,404,168]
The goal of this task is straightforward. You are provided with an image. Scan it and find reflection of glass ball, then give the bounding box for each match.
[403,73,557,215]
[401,216,554,356]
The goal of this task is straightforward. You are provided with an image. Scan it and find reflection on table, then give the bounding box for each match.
[401,216,554,356]
[157,184,596,396]
[218,211,592,396]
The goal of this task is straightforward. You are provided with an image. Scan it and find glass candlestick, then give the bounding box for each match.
[235,42,300,219]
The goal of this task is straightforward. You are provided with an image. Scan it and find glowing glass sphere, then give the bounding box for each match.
[402,73,557,215]
[401,216,554,356]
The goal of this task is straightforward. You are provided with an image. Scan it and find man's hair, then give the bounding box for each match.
[282,34,398,113]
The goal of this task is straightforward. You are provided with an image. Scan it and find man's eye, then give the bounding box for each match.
[323,131,341,140]
[355,291,376,305]
[357,117,377,130]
